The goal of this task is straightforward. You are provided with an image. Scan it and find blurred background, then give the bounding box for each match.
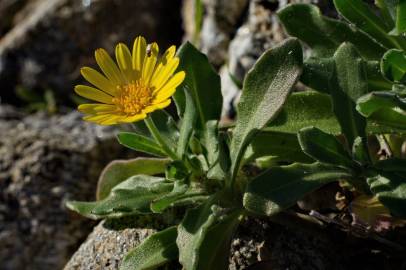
[0,0,335,269]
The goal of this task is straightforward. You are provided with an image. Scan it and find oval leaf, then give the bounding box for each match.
[97,158,169,200]
[230,38,303,181]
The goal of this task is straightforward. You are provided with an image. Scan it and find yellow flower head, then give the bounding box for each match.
[75,36,185,125]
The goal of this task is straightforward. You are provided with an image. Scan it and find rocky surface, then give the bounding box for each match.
[0,0,183,106]
[64,216,175,270]
[0,105,131,270]
[64,214,406,270]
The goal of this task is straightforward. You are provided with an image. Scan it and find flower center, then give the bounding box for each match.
[112,80,152,115]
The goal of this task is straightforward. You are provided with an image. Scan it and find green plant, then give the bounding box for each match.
[272,0,406,217]
[67,2,406,267]
[68,38,306,269]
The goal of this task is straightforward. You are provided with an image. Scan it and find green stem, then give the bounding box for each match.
[144,116,179,160]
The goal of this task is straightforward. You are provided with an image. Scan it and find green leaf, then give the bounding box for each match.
[376,0,396,28]
[277,4,386,59]
[390,0,406,35]
[377,0,397,22]
[174,42,222,129]
[331,43,368,146]
[117,132,166,157]
[356,91,406,129]
[230,38,303,181]
[97,158,169,200]
[66,175,173,219]
[206,128,231,180]
[298,127,353,167]
[265,91,403,135]
[132,110,179,148]
[302,58,391,93]
[333,0,402,49]
[367,172,406,218]
[265,91,341,134]
[245,131,312,163]
[177,195,241,270]
[243,162,352,216]
[381,49,406,83]
[165,161,189,181]
[366,61,393,91]
[301,57,334,94]
[120,226,178,270]
[177,90,197,157]
[375,157,406,172]
[352,137,371,165]
[151,181,207,213]
[202,121,230,180]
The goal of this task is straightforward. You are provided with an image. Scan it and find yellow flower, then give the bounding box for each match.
[75,36,185,125]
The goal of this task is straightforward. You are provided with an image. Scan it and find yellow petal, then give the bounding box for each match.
[115,43,135,82]
[144,99,171,114]
[75,85,113,104]
[118,113,147,123]
[95,48,124,85]
[78,103,98,114]
[132,36,147,72]
[151,57,180,90]
[83,114,114,124]
[80,67,116,96]
[142,42,159,85]
[154,71,185,103]
[78,104,117,114]
[99,115,123,125]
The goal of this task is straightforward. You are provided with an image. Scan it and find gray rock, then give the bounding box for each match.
[0,0,183,105]
[199,0,249,68]
[0,106,131,270]
[63,216,178,270]
[218,0,336,117]
[66,214,406,269]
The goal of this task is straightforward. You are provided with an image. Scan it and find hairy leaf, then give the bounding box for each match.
[230,38,302,181]
[357,91,406,129]
[243,163,352,216]
[331,43,368,146]
[66,175,173,219]
[278,4,386,59]
[381,49,406,83]
[246,131,312,163]
[298,126,353,167]
[177,194,241,270]
[120,226,178,270]
[151,181,207,213]
[177,90,197,157]
[174,42,222,129]
[97,158,169,200]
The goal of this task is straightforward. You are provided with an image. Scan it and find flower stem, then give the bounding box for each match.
[144,116,179,160]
